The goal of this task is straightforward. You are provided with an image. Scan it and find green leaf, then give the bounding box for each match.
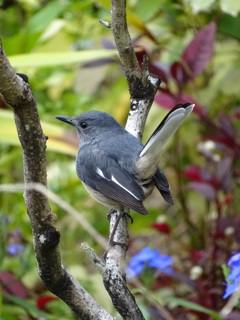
[133,0,165,21]
[4,294,66,320]
[3,294,44,318]
[222,264,230,280]
[2,304,28,319]
[9,49,117,68]
[218,14,240,39]
[0,149,22,169]
[163,296,223,320]
[0,110,77,155]
[27,0,68,34]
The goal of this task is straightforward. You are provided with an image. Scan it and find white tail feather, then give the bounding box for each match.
[140,104,194,159]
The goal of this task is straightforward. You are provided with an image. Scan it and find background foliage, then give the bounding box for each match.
[0,0,240,319]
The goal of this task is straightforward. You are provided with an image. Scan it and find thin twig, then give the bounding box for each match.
[0,183,107,248]
[99,19,111,28]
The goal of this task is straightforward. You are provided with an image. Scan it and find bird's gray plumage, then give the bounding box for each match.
[56,103,194,215]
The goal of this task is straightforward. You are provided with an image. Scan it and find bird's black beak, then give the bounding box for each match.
[55,116,74,126]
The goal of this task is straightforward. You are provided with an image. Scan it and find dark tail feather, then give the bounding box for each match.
[153,169,174,205]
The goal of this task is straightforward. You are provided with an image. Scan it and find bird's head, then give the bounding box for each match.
[55,110,122,143]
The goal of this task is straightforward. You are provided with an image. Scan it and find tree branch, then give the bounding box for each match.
[0,182,107,248]
[99,1,162,319]
[0,41,114,320]
[111,0,161,139]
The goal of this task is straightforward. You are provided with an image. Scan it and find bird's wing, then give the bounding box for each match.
[77,148,148,215]
[153,168,174,205]
[140,103,194,159]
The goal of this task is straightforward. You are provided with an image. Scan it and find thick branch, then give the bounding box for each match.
[0,41,114,320]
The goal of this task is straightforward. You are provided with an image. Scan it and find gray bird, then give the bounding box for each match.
[56,103,194,216]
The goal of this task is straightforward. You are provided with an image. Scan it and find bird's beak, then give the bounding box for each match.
[55,116,74,126]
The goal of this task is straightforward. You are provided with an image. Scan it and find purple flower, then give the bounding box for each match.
[223,253,240,299]
[7,244,25,255]
[126,247,173,278]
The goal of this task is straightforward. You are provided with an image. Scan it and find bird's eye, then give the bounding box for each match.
[80,121,87,129]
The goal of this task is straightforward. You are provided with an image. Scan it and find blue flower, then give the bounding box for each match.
[126,247,173,278]
[223,253,240,299]
[0,212,9,224]
[7,244,25,255]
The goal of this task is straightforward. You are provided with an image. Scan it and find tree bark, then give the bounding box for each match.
[0,40,114,320]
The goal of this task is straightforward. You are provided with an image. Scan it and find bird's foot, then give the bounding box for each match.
[109,239,128,250]
[107,208,117,221]
[107,209,130,249]
[124,212,133,224]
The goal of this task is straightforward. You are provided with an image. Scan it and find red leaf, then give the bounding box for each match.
[189,249,205,262]
[182,22,216,79]
[0,271,29,299]
[154,90,176,109]
[218,114,236,139]
[151,222,171,234]
[155,90,206,117]
[207,136,236,150]
[183,165,213,182]
[224,311,240,320]
[37,296,58,310]
[170,61,187,83]
[233,108,240,120]
[216,157,232,191]
[187,182,216,200]
[183,166,202,181]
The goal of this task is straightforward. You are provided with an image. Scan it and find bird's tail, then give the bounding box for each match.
[140,103,194,160]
